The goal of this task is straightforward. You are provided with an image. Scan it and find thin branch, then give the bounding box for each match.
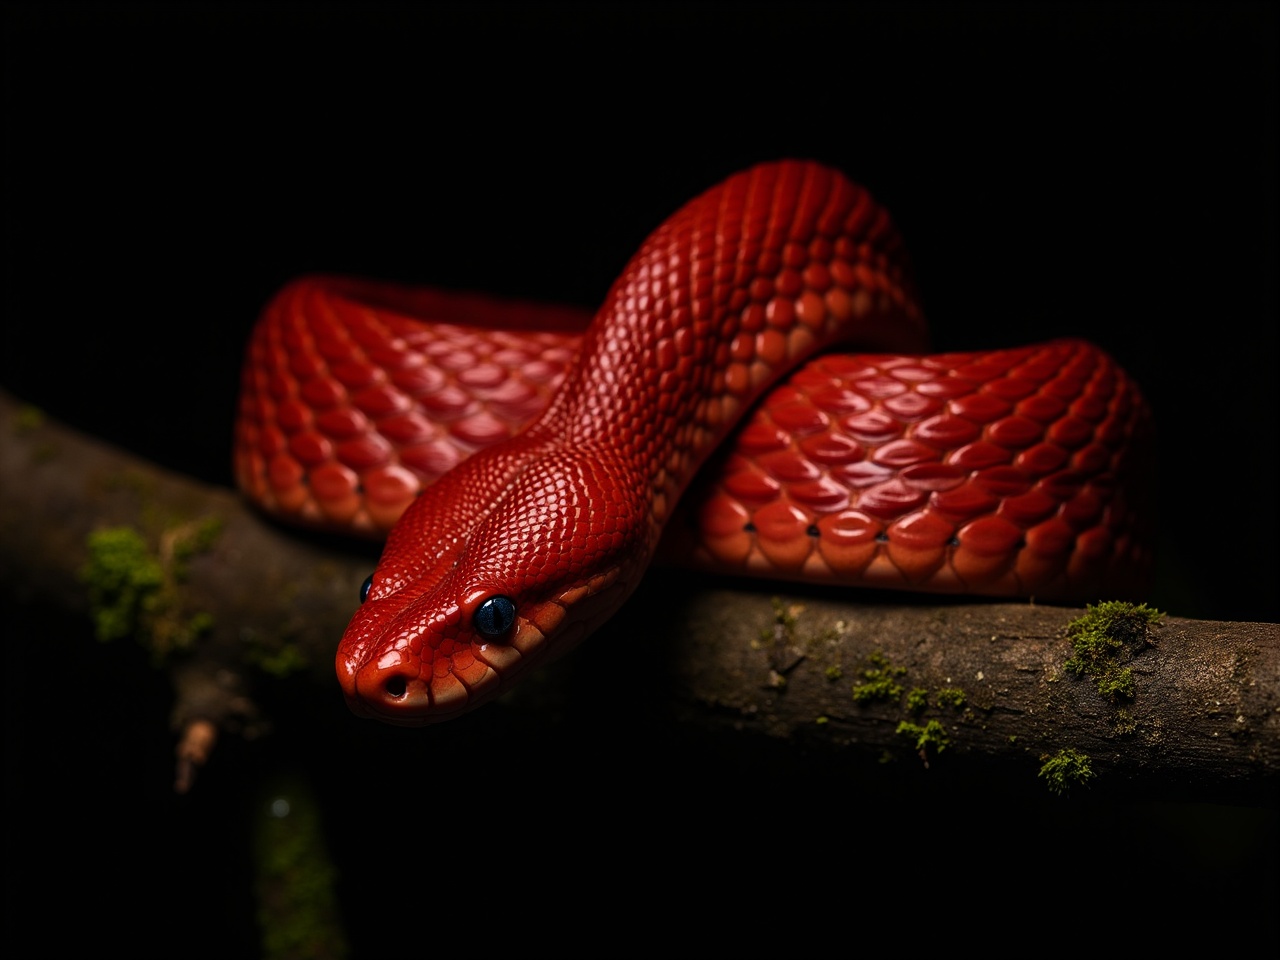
[2,388,1276,804]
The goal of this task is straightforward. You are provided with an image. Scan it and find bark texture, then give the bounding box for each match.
[2,387,1276,805]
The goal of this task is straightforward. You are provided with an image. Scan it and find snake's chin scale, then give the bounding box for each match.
[474,637,525,673]
[343,654,506,725]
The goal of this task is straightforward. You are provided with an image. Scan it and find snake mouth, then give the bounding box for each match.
[341,662,493,726]
[341,681,476,726]
[336,627,541,724]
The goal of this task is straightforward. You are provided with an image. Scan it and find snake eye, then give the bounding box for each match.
[360,574,374,603]
[474,595,516,639]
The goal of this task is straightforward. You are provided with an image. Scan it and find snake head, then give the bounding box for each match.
[335,442,647,725]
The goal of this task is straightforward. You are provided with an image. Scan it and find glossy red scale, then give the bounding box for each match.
[842,410,902,442]
[375,412,435,445]
[311,463,359,503]
[315,408,368,439]
[336,435,392,471]
[998,490,1060,526]
[352,385,410,419]
[798,432,864,465]
[984,376,1041,402]
[914,413,981,448]
[275,399,312,432]
[1015,443,1069,475]
[899,463,967,490]
[888,510,955,551]
[974,466,1032,497]
[788,477,852,511]
[779,407,840,442]
[448,413,511,446]
[871,439,939,468]
[950,441,1014,470]
[288,431,332,466]
[757,449,821,482]
[1047,415,1095,447]
[806,384,873,415]
[915,374,979,399]
[986,415,1045,448]
[399,441,461,478]
[1017,394,1067,423]
[418,386,471,417]
[288,350,326,381]
[882,392,942,419]
[390,365,446,396]
[950,392,1012,423]
[857,479,931,519]
[835,461,897,488]
[300,377,345,409]
[931,482,1000,522]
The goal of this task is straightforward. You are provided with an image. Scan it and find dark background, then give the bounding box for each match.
[3,3,1276,955]
[4,2,1276,624]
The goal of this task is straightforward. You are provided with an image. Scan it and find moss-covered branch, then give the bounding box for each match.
[3,388,1277,804]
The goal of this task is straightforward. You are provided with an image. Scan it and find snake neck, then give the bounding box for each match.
[532,161,924,540]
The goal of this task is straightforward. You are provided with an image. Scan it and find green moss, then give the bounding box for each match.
[172,516,224,566]
[1112,709,1137,736]
[935,686,966,709]
[851,651,907,703]
[254,774,348,959]
[80,518,221,661]
[1063,601,1162,702]
[824,666,844,682]
[82,527,164,642]
[1096,667,1136,701]
[250,640,310,679]
[759,595,799,643]
[852,674,903,703]
[847,655,972,762]
[1038,748,1095,795]
[896,719,950,755]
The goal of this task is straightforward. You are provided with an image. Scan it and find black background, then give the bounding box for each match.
[3,3,1276,955]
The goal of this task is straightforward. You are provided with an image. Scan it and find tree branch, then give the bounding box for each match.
[3,387,1276,804]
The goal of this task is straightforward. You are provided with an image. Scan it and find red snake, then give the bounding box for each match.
[235,161,1151,725]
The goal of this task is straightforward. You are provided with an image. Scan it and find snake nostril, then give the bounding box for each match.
[351,661,433,720]
[383,675,408,699]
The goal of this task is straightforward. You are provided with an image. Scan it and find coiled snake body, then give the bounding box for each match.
[235,161,1150,725]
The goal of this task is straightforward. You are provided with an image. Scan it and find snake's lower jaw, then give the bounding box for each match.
[338,661,495,726]
[335,621,547,725]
